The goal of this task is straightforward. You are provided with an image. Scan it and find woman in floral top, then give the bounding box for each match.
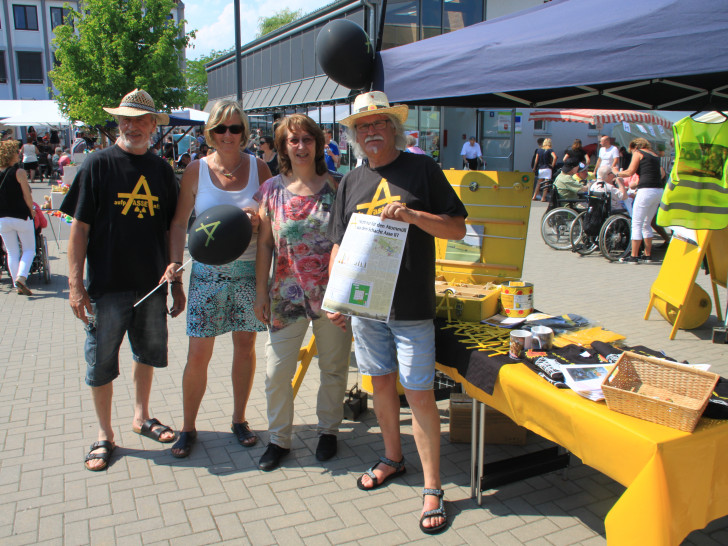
[254,114,352,472]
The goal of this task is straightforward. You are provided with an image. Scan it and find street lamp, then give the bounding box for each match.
[234,0,242,102]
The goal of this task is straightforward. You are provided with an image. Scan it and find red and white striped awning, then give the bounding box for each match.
[528,109,673,129]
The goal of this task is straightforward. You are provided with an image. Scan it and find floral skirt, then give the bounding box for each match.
[186,260,266,338]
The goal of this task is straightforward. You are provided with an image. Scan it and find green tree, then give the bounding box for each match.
[257,8,302,38]
[50,0,194,126]
[184,48,232,108]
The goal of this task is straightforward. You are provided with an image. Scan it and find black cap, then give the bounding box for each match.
[563,158,580,172]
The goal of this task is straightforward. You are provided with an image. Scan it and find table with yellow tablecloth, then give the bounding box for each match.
[436,356,728,545]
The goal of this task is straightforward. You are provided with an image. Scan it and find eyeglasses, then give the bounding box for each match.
[211,124,244,135]
[287,136,315,146]
[355,119,390,134]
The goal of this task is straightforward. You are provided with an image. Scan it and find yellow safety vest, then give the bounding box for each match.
[657,116,728,229]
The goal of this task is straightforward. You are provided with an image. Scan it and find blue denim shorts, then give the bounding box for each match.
[351,318,436,390]
[84,290,168,387]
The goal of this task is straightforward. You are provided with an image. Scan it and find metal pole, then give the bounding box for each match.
[234,0,242,102]
[509,108,516,172]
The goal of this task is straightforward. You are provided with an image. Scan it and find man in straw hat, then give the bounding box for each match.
[326,91,467,534]
[60,89,184,471]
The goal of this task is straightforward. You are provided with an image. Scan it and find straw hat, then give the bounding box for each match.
[103,89,169,125]
[339,91,408,127]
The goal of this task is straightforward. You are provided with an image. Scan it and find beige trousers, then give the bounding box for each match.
[265,315,352,449]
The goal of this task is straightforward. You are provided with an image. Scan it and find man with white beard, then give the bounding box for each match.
[326,91,467,535]
[61,89,184,472]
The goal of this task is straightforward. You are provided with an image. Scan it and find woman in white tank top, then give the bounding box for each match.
[21,138,40,183]
[162,100,273,458]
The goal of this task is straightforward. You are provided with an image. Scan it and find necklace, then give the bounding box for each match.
[215,154,244,179]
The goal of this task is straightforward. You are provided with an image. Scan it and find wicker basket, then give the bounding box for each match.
[601,351,719,432]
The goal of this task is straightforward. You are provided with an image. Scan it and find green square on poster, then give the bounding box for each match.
[349,283,370,306]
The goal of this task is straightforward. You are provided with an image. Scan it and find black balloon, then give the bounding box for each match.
[316,19,374,90]
[188,205,252,266]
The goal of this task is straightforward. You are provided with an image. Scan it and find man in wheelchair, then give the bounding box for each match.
[590,166,628,214]
[553,159,590,201]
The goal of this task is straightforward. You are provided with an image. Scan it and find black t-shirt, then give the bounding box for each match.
[564,147,587,164]
[60,145,178,297]
[0,165,30,220]
[327,152,467,320]
[536,148,555,168]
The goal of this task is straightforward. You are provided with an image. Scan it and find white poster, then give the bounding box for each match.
[322,213,409,322]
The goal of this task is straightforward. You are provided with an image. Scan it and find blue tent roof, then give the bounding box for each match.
[374,0,728,110]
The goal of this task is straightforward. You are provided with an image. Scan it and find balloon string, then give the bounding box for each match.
[133,258,192,308]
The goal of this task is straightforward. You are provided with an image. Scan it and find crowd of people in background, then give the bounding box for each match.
[11,126,76,184]
[543,132,672,263]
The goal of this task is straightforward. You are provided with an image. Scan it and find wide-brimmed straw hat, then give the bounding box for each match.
[103,89,169,125]
[339,91,408,127]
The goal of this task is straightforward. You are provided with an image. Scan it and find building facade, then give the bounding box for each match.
[205,0,560,172]
[0,0,185,101]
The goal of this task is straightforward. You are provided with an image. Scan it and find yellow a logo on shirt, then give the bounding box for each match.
[116,176,160,218]
[356,178,401,215]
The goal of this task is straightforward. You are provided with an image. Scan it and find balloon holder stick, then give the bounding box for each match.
[133,258,192,308]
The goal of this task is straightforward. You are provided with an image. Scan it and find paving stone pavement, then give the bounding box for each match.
[0,186,725,545]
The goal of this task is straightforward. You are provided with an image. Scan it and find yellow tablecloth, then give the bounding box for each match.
[437,361,728,545]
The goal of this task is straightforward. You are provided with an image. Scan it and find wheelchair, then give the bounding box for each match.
[540,186,587,250]
[0,228,51,285]
[569,190,631,261]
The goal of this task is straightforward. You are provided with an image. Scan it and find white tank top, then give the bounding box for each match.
[22,143,37,163]
[196,155,259,261]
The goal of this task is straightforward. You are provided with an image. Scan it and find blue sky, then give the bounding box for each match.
[183,0,331,60]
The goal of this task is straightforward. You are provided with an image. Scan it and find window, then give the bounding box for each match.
[17,52,43,84]
[301,29,315,78]
[422,0,442,40]
[0,52,6,83]
[443,0,482,34]
[13,4,38,30]
[382,0,418,50]
[50,7,71,30]
[533,119,550,134]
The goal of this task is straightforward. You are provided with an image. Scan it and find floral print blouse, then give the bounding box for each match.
[256,175,336,332]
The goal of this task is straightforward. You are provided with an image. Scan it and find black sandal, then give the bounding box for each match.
[231,421,258,447]
[134,418,176,443]
[84,440,115,471]
[356,456,406,491]
[171,431,197,458]
[419,488,448,535]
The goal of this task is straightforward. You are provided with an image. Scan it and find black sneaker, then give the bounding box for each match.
[619,256,639,264]
[258,443,290,472]
[315,434,337,461]
[640,255,654,263]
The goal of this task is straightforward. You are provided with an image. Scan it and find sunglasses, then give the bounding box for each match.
[211,124,244,135]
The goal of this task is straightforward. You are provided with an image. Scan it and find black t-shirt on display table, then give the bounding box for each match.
[327,152,467,321]
[60,145,178,298]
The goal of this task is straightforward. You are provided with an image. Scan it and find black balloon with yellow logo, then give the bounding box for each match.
[188,205,252,265]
